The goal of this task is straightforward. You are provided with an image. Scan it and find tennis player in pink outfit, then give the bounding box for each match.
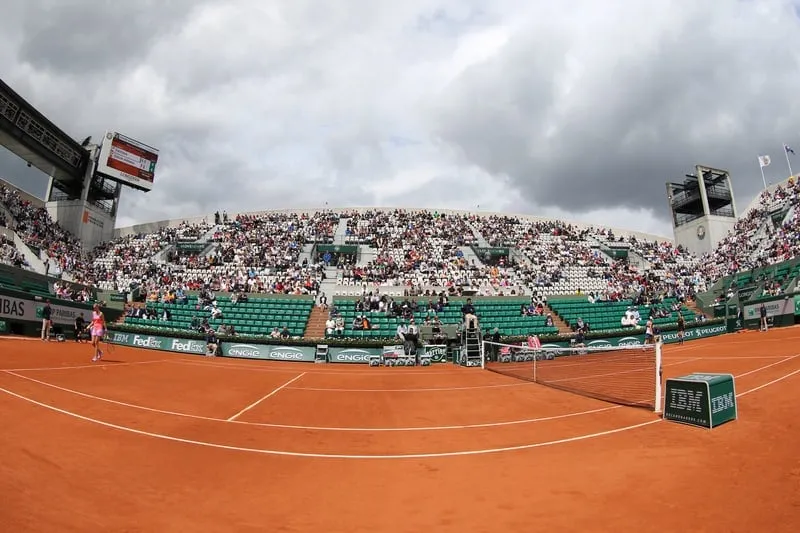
[90,304,106,362]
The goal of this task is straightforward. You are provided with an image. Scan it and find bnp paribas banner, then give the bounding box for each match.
[538,323,727,352]
[0,293,92,326]
[221,342,316,362]
[107,331,207,355]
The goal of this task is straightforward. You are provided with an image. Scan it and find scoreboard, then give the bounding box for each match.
[96,131,159,192]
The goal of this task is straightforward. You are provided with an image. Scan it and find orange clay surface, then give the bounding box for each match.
[1,328,799,533]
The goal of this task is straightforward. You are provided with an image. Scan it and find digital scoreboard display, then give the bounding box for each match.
[96,131,159,192]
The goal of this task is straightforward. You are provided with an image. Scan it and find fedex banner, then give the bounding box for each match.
[107,331,207,355]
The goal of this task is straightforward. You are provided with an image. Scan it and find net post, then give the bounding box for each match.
[654,341,663,414]
[480,340,486,369]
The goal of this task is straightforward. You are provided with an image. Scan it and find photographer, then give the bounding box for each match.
[404,318,419,358]
[74,313,87,343]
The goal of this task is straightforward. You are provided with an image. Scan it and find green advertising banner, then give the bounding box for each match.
[328,344,450,363]
[795,295,800,315]
[175,242,207,253]
[316,244,358,254]
[221,342,316,362]
[743,297,793,321]
[471,246,510,257]
[0,319,7,333]
[107,331,207,355]
[663,373,737,429]
[327,346,382,363]
[538,323,727,352]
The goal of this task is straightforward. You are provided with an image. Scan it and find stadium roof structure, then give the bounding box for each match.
[0,78,89,191]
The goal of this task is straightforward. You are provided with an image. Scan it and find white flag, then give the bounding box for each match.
[759,155,771,168]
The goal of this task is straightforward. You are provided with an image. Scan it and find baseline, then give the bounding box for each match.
[1,367,797,459]
[165,358,472,376]
[0,359,171,372]
[290,357,704,392]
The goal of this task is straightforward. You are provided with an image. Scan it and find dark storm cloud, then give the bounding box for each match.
[432,2,800,220]
[16,0,205,76]
[3,0,799,235]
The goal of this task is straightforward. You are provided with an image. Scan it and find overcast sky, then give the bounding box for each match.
[1,0,800,238]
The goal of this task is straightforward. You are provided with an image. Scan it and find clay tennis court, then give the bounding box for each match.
[1,328,799,533]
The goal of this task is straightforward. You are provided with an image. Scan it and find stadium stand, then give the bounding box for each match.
[547,297,697,332]
[125,292,313,338]
[325,294,559,339]
[6,172,800,341]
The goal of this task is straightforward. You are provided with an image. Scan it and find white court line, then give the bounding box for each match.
[546,358,703,385]
[1,367,797,459]
[0,359,170,372]
[663,356,791,360]
[736,368,800,397]
[166,358,469,376]
[2,370,621,431]
[298,358,704,391]
[226,373,306,422]
[734,354,800,378]
[287,382,536,392]
[0,387,662,459]
[6,354,798,433]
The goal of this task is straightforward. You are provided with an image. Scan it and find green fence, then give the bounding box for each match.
[100,321,726,364]
[538,322,726,350]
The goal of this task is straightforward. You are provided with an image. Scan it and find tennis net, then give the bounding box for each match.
[482,340,663,412]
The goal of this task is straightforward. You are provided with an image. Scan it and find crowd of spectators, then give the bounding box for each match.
[338,210,529,295]
[6,172,800,308]
[0,184,88,275]
[0,234,28,269]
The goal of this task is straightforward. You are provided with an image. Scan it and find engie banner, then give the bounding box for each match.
[327,344,450,364]
[221,343,316,362]
[107,331,207,355]
[328,347,381,363]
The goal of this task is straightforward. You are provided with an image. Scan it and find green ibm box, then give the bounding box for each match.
[663,373,737,429]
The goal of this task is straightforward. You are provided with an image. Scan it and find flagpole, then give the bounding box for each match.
[760,162,768,190]
[784,146,794,177]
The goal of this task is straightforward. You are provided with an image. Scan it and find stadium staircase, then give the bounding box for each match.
[543,304,573,335]
[10,231,46,275]
[468,222,490,247]
[298,243,315,265]
[683,298,705,319]
[332,218,349,245]
[304,305,329,338]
